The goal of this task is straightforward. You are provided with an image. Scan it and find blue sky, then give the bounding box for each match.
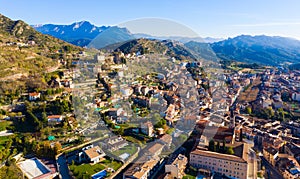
[1,0,300,39]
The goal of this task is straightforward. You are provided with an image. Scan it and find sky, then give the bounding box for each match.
[0,0,300,39]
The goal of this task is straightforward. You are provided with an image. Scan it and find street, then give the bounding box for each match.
[260,156,283,179]
[57,154,71,179]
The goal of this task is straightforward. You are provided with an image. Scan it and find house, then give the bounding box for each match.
[102,135,128,152]
[165,154,187,179]
[107,108,123,119]
[140,121,154,137]
[47,115,63,125]
[29,92,40,101]
[78,145,106,164]
[263,146,279,166]
[123,155,161,179]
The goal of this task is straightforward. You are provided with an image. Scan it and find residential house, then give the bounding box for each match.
[102,135,128,152]
[29,92,40,101]
[47,115,63,125]
[107,108,123,119]
[78,145,106,164]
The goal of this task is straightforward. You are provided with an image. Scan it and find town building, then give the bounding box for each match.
[140,121,154,137]
[190,143,257,179]
[123,155,161,179]
[263,146,279,166]
[164,154,187,179]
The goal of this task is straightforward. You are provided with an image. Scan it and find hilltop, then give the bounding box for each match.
[114,38,197,61]
[0,14,82,90]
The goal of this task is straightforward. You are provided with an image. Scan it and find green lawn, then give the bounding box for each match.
[70,163,105,179]
[112,144,138,157]
[101,159,122,170]
[123,136,144,146]
[70,157,123,178]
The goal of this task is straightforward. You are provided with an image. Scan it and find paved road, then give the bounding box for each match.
[260,156,283,179]
[57,154,71,179]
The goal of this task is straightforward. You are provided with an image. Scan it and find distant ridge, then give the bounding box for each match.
[186,35,300,66]
[34,21,223,47]
[211,35,300,66]
[33,21,109,46]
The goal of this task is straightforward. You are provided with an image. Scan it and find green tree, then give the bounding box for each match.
[281,92,290,102]
[54,142,62,155]
[246,106,252,115]
[226,146,234,155]
[208,140,215,152]
[216,141,220,152]
[277,108,285,121]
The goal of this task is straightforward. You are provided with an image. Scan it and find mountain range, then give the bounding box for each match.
[33,21,109,47]
[33,21,223,47]
[210,35,300,66]
[31,21,300,66]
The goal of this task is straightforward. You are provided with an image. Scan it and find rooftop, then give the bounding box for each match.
[264,146,278,156]
[84,146,105,160]
[191,149,247,163]
[124,155,160,179]
[17,158,52,179]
